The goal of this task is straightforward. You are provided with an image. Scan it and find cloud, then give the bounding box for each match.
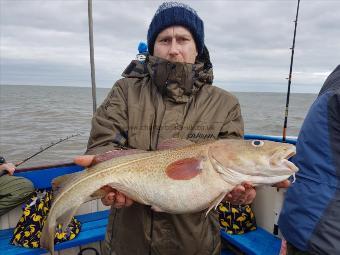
[1,0,339,92]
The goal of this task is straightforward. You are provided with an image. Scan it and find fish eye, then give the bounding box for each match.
[251,140,264,147]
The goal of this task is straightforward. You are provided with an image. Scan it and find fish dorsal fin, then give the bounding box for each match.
[86,149,148,173]
[52,172,86,200]
[157,138,195,150]
[92,149,146,165]
[52,171,83,192]
[166,157,202,180]
[52,172,108,201]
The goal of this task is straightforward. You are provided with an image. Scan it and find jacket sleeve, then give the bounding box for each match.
[329,90,340,169]
[218,99,244,139]
[86,80,128,155]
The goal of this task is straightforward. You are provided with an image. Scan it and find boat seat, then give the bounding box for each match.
[220,227,282,255]
[0,210,109,255]
[2,214,281,255]
[0,163,107,255]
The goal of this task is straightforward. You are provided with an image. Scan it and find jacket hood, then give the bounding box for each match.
[122,47,214,103]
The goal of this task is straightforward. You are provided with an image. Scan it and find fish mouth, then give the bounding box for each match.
[283,148,296,160]
[283,158,298,172]
[271,146,298,172]
[273,145,296,160]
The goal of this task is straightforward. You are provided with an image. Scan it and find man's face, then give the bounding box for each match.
[153,26,198,64]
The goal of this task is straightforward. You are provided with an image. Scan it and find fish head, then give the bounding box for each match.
[208,139,298,185]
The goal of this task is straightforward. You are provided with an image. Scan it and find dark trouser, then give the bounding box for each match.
[287,242,311,255]
[0,175,34,216]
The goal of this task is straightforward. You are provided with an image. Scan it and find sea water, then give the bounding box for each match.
[0,85,316,167]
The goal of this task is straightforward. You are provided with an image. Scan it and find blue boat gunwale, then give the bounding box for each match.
[15,162,76,173]
[244,133,297,145]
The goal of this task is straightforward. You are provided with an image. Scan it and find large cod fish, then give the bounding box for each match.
[40,139,298,254]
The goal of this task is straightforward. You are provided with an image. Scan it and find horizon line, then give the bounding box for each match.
[0,83,318,94]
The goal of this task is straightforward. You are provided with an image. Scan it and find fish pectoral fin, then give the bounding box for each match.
[56,206,79,232]
[166,157,203,180]
[91,149,147,166]
[206,192,228,217]
[157,138,195,150]
[151,205,165,212]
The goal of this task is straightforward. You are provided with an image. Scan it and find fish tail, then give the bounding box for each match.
[40,216,55,254]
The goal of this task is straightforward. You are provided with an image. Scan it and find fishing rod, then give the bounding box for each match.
[282,0,301,142]
[14,133,80,167]
[273,0,301,236]
[88,0,97,114]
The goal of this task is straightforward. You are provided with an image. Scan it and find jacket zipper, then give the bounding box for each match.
[149,208,154,255]
[108,208,117,254]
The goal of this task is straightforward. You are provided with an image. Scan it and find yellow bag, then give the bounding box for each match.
[11,190,81,248]
[218,202,257,234]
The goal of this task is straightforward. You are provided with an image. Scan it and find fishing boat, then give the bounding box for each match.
[0,1,306,254]
[0,134,297,255]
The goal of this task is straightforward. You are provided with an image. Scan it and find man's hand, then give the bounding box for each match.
[99,185,134,208]
[74,155,134,208]
[224,181,256,205]
[224,180,291,205]
[0,163,16,175]
[272,179,291,188]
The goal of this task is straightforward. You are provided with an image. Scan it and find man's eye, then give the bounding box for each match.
[178,38,189,43]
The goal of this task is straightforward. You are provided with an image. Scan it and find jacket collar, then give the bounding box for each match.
[122,55,213,103]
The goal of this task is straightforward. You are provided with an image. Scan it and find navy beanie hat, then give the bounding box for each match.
[147,2,204,56]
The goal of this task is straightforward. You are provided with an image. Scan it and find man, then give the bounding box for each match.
[279,65,340,254]
[76,2,285,254]
[0,157,34,216]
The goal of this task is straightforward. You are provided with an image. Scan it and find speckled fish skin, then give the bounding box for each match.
[40,139,298,254]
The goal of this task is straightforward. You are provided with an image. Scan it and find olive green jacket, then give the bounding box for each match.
[87,55,244,255]
[0,174,34,216]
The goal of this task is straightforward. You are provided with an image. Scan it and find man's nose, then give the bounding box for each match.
[169,39,180,55]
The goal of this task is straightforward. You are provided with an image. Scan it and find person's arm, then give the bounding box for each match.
[218,100,244,140]
[86,80,129,155]
[83,80,133,208]
[0,163,16,176]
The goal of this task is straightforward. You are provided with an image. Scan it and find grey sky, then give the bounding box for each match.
[1,0,339,93]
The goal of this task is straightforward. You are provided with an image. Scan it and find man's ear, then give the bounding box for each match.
[196,45,212,69]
